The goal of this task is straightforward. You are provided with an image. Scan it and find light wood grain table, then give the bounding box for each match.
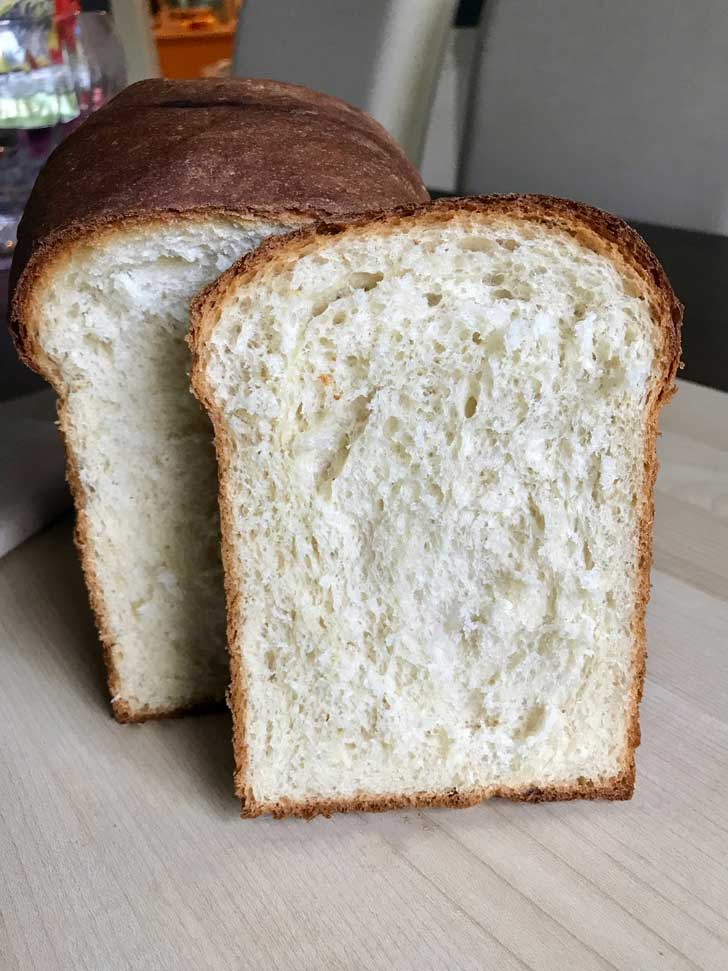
[1,379,726,970]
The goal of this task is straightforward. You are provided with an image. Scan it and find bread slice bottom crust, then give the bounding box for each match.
[243,773,636,820]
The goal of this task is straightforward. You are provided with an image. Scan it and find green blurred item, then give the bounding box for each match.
[0,2,53,19]
[0,80,78,126]
[0,14,80,128]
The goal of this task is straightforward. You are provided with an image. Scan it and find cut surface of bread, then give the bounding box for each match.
[27,216,293,715]
[191,196,681,818]
[10,78,427,721]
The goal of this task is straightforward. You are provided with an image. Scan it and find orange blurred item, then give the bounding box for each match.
[154,5,235,80]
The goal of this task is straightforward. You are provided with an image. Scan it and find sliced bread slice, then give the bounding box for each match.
[190,196,681,818]
[10,78,427,721]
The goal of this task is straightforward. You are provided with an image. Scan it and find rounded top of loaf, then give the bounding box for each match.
[10,77,428,345]
[190,194,683,387]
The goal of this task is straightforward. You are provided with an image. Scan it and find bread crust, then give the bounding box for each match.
[190,194,682,818]
[243,774,637,820]
[9,79,427,723]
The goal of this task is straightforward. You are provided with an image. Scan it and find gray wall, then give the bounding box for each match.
[232,0,456,164]
[460,0,728,233]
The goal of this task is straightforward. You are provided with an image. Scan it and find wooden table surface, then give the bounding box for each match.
[1,379,727,970]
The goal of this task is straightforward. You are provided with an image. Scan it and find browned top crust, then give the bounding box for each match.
[10,77,428,358]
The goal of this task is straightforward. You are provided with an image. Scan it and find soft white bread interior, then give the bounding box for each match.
[10,78,428,722]
[191,196,681,818]
[25,215,292,718]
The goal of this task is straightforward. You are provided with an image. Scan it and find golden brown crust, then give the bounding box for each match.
[9,79,427,723]
[189,194,682,817]
[208,421,250,795]
[245,772,636,820]
[111,698,225,724]
[190,194,681,371]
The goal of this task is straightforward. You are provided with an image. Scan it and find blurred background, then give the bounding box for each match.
[1,0,726,553]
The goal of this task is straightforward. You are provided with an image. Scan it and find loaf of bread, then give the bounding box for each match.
[190,195,681,818]
[10,78,428,721]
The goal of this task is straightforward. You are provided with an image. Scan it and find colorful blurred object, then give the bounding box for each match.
[0,2,80,76]
[0,11,80,129]
[0,2,80,25]
[0,2,52,17]
[0,0,124,257]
